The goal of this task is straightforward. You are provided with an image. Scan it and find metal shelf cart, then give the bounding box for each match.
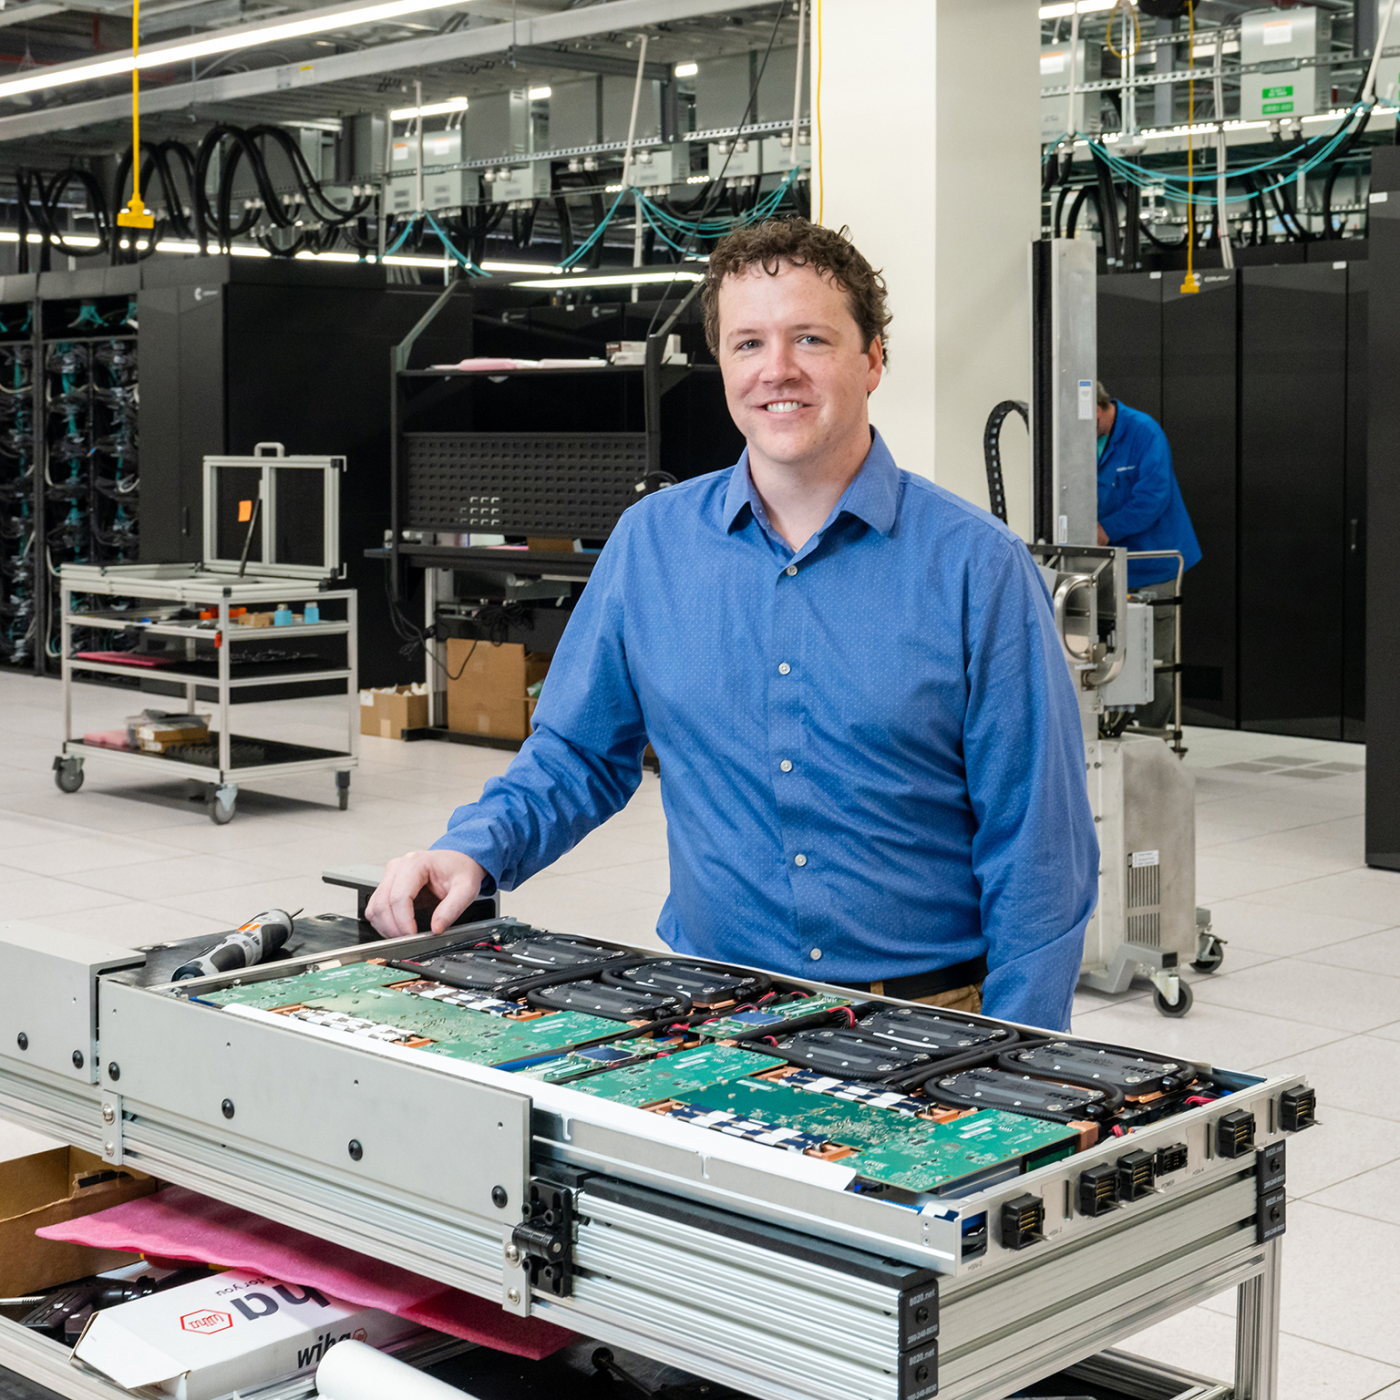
[53,564,358,823]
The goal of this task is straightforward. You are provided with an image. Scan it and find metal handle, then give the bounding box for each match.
[253,442,285,457]
[1053,573,1098,662]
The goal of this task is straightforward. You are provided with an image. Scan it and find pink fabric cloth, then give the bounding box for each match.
[36,1186,574,1360]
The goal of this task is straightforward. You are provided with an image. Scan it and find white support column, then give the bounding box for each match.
[811,0,1041,535]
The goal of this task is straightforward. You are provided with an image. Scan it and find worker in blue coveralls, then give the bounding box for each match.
[1095,383,1202,731]
[367,220,1099,1032]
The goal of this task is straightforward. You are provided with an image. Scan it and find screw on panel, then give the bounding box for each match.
[15,1034,26,1051]
[491,1185,508,1208]
[221,1099,235,1120]
[506,1288,521,1305]
[72,1051,84,1069]
[348,1139,363,1161]
[101,1105,115,1124]
[503,1243,521,1265]
[108,1063,120,1081]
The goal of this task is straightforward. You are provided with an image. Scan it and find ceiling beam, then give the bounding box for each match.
[0,0,774,143]
[510,44,671,82]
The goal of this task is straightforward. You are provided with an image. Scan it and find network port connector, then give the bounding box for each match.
[1216,1109,1256,1159]
[999,1194,1045,1250]
[1279,1086,1316,1132]
[1116,1149,1156,1202]
[1076,1164,1119,1218]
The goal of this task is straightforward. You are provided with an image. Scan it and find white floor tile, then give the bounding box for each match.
[0,1119,65,1164]
[1307,1157,1400,1227]
[1243,868,1400,927]
[1253,1035,1400,1121]
[1124,1304,1400,1400]
[1195,853,1314,904]
[61,852,275,900]
[1298,927,1400,980]
[1207,816,1367,876]
[1206,898,1393,958]
[0,832,189,878]
[1069,997,1345,1068]
[0,875,133,920]
[1189,958,1400,1032]
[1286,1105,1400,1198]
[27,901,237,950]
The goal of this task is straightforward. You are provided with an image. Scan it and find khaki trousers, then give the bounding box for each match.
[863,982,984,1015]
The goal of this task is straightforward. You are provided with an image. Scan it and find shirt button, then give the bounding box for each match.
[785,565,798,577]
[778,662,791,675]
[779,759,793,773]
[810,948,822,961]
[794,853,807,867]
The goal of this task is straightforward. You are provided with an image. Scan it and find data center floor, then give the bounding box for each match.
[0,670,1395,1399]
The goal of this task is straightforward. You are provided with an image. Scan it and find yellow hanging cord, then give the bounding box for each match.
[1104,0,1141,61]
[1182,3,1200,293]
[116,0,154,231]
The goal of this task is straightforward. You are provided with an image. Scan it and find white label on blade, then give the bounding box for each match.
[1041,52,1067,75]
[1057,514,1069,545]
[1078,379,1094,420]
[1131,850,1161,868]
[1370,191,1390,204]
[1263,18,1292,45]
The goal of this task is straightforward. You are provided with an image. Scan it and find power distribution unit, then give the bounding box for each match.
[388,131,479,213]
[1239,7,1331,121]
[136,258,475,689]
[1040,41,1101,143]
[623,143,690,188]
[486,162,553,203]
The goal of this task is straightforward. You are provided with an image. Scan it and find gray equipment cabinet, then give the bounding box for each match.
[0,903,1306,1400]
[52,446,358,823]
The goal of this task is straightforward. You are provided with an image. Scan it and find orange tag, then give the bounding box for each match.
[238,500,253,523]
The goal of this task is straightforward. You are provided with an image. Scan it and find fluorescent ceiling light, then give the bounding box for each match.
[528,85,551,100]
[1039,1,1113,16]
[512,270,705,289]
[391,95,467,119]
[0,0,476,102]
[674,62,698,77]
[480,259,564,273]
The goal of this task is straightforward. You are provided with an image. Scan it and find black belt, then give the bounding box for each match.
[838,955,988,1001]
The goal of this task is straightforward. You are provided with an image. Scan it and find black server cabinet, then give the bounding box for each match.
[1097,271,1163,421]
[1160,269,1238,728]
[1345,259,1368,742]
[138,259,473,688]
[1238,263,1348,739]
[1367,148,1400,870]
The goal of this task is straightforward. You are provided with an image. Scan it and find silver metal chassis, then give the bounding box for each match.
[0,919,1299,1400]
[57,566,358,799]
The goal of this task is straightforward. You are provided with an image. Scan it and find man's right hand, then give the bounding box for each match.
[365,849,487,939]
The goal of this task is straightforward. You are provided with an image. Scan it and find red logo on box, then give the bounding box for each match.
[181,1310,234,1334]
[351,1328,367,1343]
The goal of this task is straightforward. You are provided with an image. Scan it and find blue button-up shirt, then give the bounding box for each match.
[435,431,1098,1029]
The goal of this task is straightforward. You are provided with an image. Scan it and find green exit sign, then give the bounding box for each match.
[1262,84,1295,99]
[1262,100,1296,114]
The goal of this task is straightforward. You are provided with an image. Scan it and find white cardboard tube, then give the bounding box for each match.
[316,1339,474,1400]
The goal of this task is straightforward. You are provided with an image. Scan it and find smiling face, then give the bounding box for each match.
[715,260,884,476]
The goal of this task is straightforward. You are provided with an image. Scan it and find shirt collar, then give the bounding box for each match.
[723,428,900,538]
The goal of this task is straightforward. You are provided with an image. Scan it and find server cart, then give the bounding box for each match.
[51,446,358,823]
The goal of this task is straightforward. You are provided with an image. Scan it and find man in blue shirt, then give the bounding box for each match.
[1095,384,1202,729]
[367,220,1098,1031]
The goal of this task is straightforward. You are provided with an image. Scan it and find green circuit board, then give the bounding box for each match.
[692,993,857,1041]
[674,1076,1079,1194]
[199,962,617,1066]
[568,1044,774,1106]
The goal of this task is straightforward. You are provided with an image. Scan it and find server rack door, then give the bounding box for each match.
[1161,269,1237,727]
[1344,259,1367,743]
[1097,271,1163,422]
[1366,148,1400,869]
[1239,263,1347,739]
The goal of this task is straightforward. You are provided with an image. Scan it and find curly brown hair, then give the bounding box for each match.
[701,219,892,365]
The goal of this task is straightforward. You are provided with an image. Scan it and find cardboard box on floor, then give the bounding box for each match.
[360,684,430,740]
[0,1147,157,1296]
[73,1268,420,1400]
[446,641,550,742]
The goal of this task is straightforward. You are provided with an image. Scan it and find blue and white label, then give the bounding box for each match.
[1078,379,1094,420]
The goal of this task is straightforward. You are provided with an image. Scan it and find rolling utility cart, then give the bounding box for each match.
[53,445,358,824]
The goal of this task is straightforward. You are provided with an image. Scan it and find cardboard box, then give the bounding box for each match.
[359,684,430,740]
[138,724,211,753]
[73,1269,421,1400]
[0,1147,157,1296]
[445,641,550,742]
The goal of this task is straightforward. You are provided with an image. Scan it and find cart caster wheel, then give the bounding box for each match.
[1153,980,1194,1018]
[1191,934,1226,974]
[335,770,350,811]
[209,786,237,825]
[53,757,84,794]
